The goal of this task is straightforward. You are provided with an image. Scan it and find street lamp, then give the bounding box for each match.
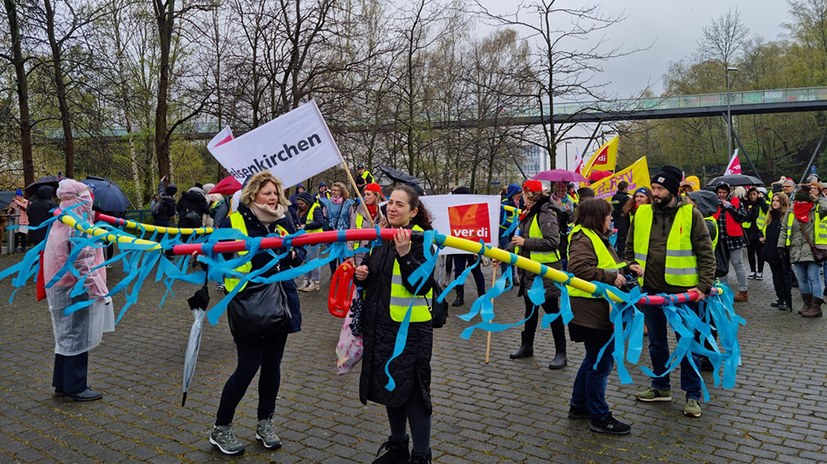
[725,66,738,159]
[564,141,572,171]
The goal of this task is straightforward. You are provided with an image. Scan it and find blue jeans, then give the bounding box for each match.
[793,261,823,299]
[641,303,701,400]
[303,245,321,282]
[570,327,614,418]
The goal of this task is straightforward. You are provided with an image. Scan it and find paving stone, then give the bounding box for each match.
[1,255,826,462]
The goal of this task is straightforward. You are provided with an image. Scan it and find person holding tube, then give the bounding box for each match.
[354,184,436,464]
[567,197,633,434]
[624,165,716,418]
[505,179,568,369]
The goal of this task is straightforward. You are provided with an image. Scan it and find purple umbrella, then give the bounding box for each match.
[532,169,587,183]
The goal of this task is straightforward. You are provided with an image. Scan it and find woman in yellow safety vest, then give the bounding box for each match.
[761,192,792,311]
[354,184,435,464]
[506,179,568,370]
[209,171,306,456]
[743,186,769,280]
[566,197,634,435]
[294,191,325,292]
[778,185,827,318]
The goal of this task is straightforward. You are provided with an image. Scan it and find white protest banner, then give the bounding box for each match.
[207,100,342,188]
[419,194,501,255]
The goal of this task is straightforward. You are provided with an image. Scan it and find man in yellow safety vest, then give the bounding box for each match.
[624,165,716,419]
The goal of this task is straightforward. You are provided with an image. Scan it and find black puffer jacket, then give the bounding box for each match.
[219,203,306,336]
[27,186,56,245]
[357,224,434,412]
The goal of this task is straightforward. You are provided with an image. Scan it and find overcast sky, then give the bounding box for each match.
[475,0,793,165]
[477,0,793,98]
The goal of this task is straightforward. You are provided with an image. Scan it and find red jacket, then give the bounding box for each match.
[712,197,744,237]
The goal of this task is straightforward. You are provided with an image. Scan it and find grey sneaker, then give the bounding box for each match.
[256,417,282,449]
[635,387,672,402]
[683,399,702,418]
[209,424,245,455]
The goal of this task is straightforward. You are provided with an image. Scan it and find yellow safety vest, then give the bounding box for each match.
[784,208,827,246]
[389,225,433,323]
[360,170,373,183]
[223,212,287,293]
[567,225,625,299]
[500,201,518,231]
[515,213,560,263]
[743,205,767,231]
[632,203,699,287]
[304,202,323,234]
[705,216,719,250]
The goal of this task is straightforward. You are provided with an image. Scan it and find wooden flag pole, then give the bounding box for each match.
[340,160,375,228]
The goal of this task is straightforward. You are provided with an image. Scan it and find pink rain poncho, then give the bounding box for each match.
[44,179,114,356]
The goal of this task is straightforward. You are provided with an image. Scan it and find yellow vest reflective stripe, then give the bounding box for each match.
[785,207,827,246]
[388,225,433,323]
[223,212,287,293]
[632,203,699,287]
[304,202,323,233]
[567,225,625,299]
[705,216,719,250]
[515,214,560,263]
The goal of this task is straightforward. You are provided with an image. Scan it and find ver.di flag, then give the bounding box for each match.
[419,195,501,255]
[581,135,619,177]
[589,156,651,200]
[207,100,342,188]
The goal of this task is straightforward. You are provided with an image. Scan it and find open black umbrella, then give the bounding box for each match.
[83,176,131,213]
[706,174,764,188]
[24,175,61,197]
[377,166,424,194]
[182,282,209,407]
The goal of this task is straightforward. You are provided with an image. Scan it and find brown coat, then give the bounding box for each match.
[505,196,563,298]
[568,228,622,332]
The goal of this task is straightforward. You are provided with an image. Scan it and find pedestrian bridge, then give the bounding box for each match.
[41,86,827,139]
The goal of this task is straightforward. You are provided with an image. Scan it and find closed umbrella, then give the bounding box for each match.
[83,176,131,213]
[182,282,209,407]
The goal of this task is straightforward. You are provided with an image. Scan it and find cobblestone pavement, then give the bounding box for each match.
[1,253,825,463]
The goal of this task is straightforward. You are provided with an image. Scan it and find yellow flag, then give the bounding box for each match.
[582,135,619,177]
[590,156,650,200]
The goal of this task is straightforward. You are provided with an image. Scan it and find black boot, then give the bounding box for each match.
[509,332,534,359]
[410,450,432,464]
[548,352,568,370]
[372,435,410,464]
[451,287,464,307]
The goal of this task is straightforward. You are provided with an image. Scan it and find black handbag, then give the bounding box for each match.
[429,281,448,329]
[228,281,291,338]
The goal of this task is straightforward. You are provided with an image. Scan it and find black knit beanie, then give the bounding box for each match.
[651,165,683,197]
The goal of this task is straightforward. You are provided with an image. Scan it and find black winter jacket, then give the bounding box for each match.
[219,203,306,336]
[356,224,434,412]
[27,186,56,245]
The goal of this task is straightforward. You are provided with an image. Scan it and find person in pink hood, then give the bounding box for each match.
[44,179,114,401]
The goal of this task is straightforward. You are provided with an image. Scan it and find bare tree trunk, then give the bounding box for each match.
[153,0,173,181]
[43,0,75,178]
[4,0,35,186]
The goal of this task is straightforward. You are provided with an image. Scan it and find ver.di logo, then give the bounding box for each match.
[448,203,490,241]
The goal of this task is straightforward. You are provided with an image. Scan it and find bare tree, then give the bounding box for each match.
[696,7,749,69]
[2,0,35,186]
[474,0,633,168]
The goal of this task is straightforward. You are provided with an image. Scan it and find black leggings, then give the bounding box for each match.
[387,389,431,455]
[746,237,764,273]
[215,330,289,425]
[523,294,566,354]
